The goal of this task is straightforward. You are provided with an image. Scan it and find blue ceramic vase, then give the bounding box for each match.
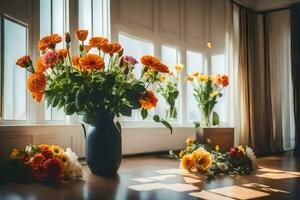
[85,113,122,177]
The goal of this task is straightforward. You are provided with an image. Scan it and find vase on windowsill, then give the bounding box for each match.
[165,104,177,121]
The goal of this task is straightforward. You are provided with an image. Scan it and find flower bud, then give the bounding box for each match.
[65,32,71,43]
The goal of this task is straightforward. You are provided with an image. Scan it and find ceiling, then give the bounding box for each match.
[236,0,300,11]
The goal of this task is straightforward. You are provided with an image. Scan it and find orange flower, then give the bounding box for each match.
[220,75,229,87]
[151,62,169,73]
[139,90,158,110]
[39,144,51,152]
[140,55,160,67]
[31,92,44,102]
[16,55,31,68]
[57,48,68,59]
[83,45,92,53]
[101,43,122,54]
[76,30,88,41]
[89,37,108,48]
[72,55,81,70]
[27,73,46,93]
[38,34,62,51]
[79,54,105,70]
[35,57,48,73]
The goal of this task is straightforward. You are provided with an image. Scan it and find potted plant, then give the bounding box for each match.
[16,30,172,177]
[186,72,233,150]
[156,63,183,120]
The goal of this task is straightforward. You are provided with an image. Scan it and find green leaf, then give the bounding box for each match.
[141,109,148,119]
[153,115,160,122]
[193,121,200,128]
[161,120,173,134]
[120,104,132,116]
[75,88,87,109]
[212,111,219,126]
[82,111,97,125]
[64,103,76,115]
[51,95,60,108]
[133,84,146,92]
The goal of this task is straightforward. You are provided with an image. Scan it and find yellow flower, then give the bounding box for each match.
[169,72,174,76]
[186,76,194,81]
[206,42,213,49]
[10,149,20,158]
[159,75,166,81]
[181,155,195,170]
[192,149,212,171]
[176,76,179,81]
[198,74,209,81]
[210,91,219,98]
[174,63,184,71]
[238,145,246,155]
[192,72,200,77]
[185,137,194,146]
[215,145,220,152]
[50,145,64,158]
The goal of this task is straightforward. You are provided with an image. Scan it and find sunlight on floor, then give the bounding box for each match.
[129,167,292,199]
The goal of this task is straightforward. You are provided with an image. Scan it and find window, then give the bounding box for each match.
[118,32,154,121]
[186,50,205,122]
[159,45,180,120]
[2,17,28,120]
[40,0,68,121]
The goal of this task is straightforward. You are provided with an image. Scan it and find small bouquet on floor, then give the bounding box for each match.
[170,138,256,179]
[156,64,183,120]
[0,144,82,183]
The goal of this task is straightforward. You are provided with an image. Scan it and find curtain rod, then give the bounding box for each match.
[231,0,291,14]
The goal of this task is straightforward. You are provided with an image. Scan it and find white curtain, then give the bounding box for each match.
[267,10,295,150]
[225,1,240,145]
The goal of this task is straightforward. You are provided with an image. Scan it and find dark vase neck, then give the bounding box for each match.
[95,111,115,126]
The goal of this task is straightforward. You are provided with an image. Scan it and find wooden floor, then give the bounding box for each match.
[1,153,300,200]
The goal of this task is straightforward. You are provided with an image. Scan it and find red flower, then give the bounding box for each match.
[42,158,63,181]
[30,153,46,167]
[41,149,53,159]
[31,165,45,181]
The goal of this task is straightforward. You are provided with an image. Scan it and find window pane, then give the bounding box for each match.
[159,45,180,120]
[41,0,67,121]
[211,54,228,124]
[186,50,204,121]
[79,0,92,38]
[118,33,154,121]
[3,19,27,120]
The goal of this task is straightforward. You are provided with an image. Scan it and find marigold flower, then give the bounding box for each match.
[72,55,80,69]
[50,145,64,158]
[89,37,108,48]
[159,75,166,81]
[31,91,44,102]
[38,34,62,51]
[76,30,88,41]
[192,72,200,77]
[198,74,209,81]
[57,48,68,60]
[83,45,92,53]
[16,55,31,68]
[42,158,64,181]
[192,149,212,171]
[181,155,195,170]
[185,137,194,146]
[220,75,229,87]
[174,63,184,71]
[27,73,46,93]
[35,57,48,73]
[186,76,194,81]
[79,54,105,70]
[139,90,158,110]
[42,51,59,67]
[101,43,122,54]
[39,144,51,151]
[140,55,160,67]
[30,153,46,167]
[151,62,169,73]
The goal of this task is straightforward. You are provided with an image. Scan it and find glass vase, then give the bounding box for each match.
[165,105,177,121]
[200,106,212,128]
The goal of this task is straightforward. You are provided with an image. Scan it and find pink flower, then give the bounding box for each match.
[123,56,138,65]
[42,51,59,67]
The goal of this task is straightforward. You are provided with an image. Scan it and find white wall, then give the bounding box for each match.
[236,0,300,11]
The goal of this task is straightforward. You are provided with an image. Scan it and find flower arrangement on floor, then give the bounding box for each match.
[186,73,229,127]
[0,144,82,182]
[16,30,171,130]
[170,138,256,179]
[156,64,183,120]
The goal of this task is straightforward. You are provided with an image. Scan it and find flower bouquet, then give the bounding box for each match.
[186,73,229,127]
[156,64,183,120]
[170,138,255,179]
[16,30,172,176]
[0,144,82,183]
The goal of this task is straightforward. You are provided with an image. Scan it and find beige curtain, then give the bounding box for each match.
[237,7,294,155]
